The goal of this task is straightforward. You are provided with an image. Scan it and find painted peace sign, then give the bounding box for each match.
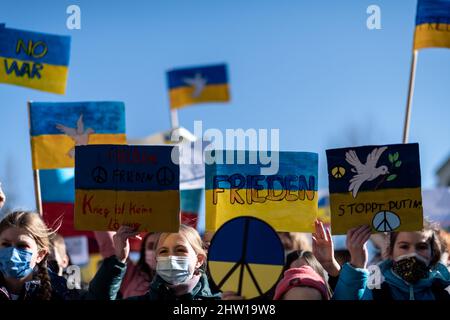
[372,210,401,232]
[331,166,346,179]
[156,166,175,186]
[91,166,107,184]
[208,217,284,299]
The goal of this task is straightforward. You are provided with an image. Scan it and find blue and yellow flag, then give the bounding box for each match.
[167,64,230,109]
[0,26,71,94]
[75,145,180,232]
[29,101,126,170]
[205,150,318,232]
[326,143,423,235]
[414,0,450,50]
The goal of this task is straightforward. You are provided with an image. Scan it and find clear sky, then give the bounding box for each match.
[1,0,450,228]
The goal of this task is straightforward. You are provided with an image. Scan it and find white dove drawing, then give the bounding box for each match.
[56,114,94,158]
[345,147,389,198]
[183,73,207,98]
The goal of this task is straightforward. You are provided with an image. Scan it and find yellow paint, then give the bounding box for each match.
[0,57,68,94]
[75,189,180,232]
[414,24,450,50]
[31,133,126,169]
[208,261,283,299]
[330,187,423,234]
[205,189,318,232]
[169,84,230,109]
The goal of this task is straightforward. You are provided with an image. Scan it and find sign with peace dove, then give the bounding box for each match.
[74,145,180,232]
[326,143,423,234]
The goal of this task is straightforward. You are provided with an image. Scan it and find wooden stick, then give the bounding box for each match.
[28,101,43,215]
[402,50,419,144]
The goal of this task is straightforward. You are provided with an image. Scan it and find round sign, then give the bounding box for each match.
[372,210,401,232]
[207,217,284,299]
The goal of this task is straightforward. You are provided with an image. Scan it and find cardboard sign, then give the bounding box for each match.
[75,145,180,232]
[205,150,318,232]
[0,26,70,94]
[326,143,423,234]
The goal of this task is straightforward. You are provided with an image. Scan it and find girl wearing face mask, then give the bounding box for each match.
[94,230,159,298]
[333,221,450,300]
[99,224,221,300]
[0,211,112,300]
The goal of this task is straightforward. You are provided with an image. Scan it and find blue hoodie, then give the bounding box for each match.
[333,260,450,300]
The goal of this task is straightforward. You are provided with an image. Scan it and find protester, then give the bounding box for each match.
[94,230,159,298]
[95,224,221,300]
[47,233,70,277]
[333,221,450,300]
[273,265,331,300]
[0,211,114,300]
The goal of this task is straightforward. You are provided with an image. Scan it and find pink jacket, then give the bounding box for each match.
[94,231,152,298]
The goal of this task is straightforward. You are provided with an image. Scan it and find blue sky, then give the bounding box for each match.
[1,0,450,227]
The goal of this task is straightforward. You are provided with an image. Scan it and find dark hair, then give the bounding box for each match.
[387,220,443,266]
[137,232,159,278]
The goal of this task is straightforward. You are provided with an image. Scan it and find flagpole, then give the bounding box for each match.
[28,101,43,215]
[402,50,419,144]
[170,109,179,129]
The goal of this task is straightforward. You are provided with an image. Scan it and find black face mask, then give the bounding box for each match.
[392,253,430,284]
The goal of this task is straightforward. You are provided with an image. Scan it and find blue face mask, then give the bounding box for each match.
[0,247,34,279]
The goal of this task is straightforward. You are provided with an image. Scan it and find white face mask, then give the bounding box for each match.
[156,256,194,285]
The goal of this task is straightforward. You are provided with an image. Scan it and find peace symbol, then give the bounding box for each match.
[91,166,107,184]
[156,166,175,186]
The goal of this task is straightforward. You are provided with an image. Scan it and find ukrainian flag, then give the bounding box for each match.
[414,0,450,50]
[205,150,318,233]
[0,26,70,94]
[167,64,230,109]
[29,101,126,170]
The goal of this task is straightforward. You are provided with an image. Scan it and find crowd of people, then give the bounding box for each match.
[0,183,449,301]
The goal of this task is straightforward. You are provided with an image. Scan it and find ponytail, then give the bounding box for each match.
[35,256,52,300]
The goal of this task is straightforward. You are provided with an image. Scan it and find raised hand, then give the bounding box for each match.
[312,219,340,277]
[112,225,141,263]
[346,225,371,269]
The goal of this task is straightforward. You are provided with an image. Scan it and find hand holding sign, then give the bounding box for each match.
[346,225,371,269]
[113,225,141,263]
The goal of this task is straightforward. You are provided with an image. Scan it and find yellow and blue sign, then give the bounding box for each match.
[0,26,71,94]
[167,63,230,109]
[326,143,423,234]
[208,216,284,299]
[414,0,450,50]
[29,101,126,170]
[205,150,318,232]
[74,145,180,232]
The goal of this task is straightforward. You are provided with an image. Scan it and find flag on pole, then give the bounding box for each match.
[29,101,126,170]
[0,26,71,94]
[414,0,450,50]
[167,64,230,109]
